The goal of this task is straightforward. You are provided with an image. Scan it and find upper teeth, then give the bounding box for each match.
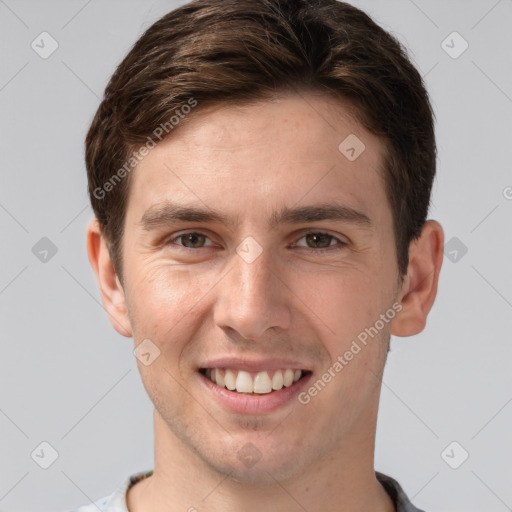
[205,369,303,394]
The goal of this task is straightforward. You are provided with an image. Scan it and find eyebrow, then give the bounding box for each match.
[139,201,372,231]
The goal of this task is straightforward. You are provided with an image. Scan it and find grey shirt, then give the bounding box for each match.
[71,470,425,512]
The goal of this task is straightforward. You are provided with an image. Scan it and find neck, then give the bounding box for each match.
[127,406,395,512]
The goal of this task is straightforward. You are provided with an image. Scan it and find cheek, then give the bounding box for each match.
[297,263,394,385]
[299,267,377,334]
[125,261,215,339]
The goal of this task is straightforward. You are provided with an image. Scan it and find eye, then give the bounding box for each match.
[294,232,346,252]
[171,232,214,249]
[166,231,346,253]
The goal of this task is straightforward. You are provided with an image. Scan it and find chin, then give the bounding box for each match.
[213,459,304,485]
[201,437,310,485]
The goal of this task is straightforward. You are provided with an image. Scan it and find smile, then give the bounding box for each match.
[197,358,314,414]
[199,368,310,394]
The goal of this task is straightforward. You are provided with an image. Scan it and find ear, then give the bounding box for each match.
[391,220,444,337]
[86,218,133,337]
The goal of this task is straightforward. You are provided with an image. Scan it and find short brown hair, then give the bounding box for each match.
[86,0,436,282]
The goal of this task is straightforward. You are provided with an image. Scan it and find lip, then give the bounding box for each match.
[198,367,313,415]
[199,357,312,373]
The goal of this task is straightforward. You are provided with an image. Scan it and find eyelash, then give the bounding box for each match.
[167,231,347,255]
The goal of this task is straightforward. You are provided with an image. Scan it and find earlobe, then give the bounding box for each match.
[86,218,133,338]
[391,220,444,337]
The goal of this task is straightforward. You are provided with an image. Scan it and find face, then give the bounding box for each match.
[116,93,404,482]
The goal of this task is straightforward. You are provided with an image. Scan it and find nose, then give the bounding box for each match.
[213,246,292,340]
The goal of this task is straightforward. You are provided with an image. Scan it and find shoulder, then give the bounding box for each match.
[68,470,153,512]
[376,472,426,512]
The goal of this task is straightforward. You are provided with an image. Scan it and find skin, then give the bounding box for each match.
[87,92,444,512]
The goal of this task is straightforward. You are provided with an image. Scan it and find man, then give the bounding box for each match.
[78,0,444,510]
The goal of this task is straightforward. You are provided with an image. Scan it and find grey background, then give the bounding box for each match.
[0,0,511,511]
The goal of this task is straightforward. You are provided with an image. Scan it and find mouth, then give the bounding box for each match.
[199,367,312,395]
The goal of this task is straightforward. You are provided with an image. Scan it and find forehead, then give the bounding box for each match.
[126,93,390,225]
